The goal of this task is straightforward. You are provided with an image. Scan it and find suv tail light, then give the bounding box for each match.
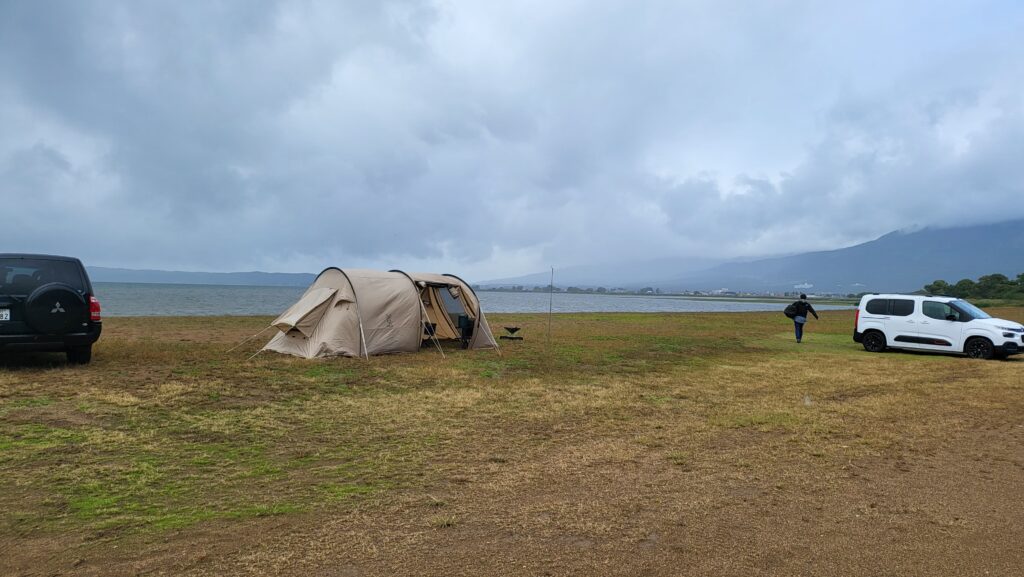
[89,295,102,322]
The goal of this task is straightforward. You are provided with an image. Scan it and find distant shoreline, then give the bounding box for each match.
[93,281,856,305]
[92,283,855,317]
[476,288,858,306]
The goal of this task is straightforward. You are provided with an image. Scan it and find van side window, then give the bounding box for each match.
[923,301,959,321]
[890,299,915,316]
[866,299,888,314]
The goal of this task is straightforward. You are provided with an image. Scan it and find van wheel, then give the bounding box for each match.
[964,338,994,360]
[66,346,92,365]
[862,331,886,353]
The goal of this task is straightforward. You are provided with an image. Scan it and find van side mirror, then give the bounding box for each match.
[946,314,957,321]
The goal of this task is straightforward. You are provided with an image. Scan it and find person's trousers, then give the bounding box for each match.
[794,316,806,341]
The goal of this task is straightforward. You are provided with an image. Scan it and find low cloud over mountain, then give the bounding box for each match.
[2,2,1023,279]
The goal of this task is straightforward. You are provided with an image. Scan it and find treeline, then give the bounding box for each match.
[924,273,1024,299]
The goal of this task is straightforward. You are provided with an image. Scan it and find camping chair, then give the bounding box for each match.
[457,314,474,349]
[422,322,437,347]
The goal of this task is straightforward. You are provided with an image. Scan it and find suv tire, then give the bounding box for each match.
[862,331,886,353]
[66,345,92,365]
[25,282,87,335]
[964,337,994,360]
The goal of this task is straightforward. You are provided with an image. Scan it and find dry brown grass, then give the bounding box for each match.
[1,309,1022,576]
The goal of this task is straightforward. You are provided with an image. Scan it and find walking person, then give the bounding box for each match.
[789,293,819,343]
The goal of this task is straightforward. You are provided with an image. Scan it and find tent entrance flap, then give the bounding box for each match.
[420,286,459,340]
[271,287,338,337]
[418,284,478,346]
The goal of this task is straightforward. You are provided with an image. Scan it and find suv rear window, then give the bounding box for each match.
[866,299,888,314]
[864,298,915,316]
[891,299,914,316]
[0,258,86,295]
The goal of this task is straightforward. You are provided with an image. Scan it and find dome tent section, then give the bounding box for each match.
[392,271,498,352]
[262,268,497,359]
[263,268,420,359]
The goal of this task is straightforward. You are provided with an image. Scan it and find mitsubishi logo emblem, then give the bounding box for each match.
[51,301,66,314]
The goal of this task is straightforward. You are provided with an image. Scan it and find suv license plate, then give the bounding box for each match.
[0,308,9,321]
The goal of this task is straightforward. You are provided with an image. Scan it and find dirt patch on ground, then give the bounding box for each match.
[12,415,1022,577]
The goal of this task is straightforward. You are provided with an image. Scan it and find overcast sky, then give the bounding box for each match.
[2,1,1023,280]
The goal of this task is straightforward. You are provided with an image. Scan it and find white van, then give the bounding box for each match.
[853,294,1024,359]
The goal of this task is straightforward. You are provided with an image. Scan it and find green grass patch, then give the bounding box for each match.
[2,308,1022,548]
[321,482,380,501]
[0,424,87,453]
[5,396,55,409]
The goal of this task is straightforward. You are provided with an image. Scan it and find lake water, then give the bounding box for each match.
[93,282,851,317]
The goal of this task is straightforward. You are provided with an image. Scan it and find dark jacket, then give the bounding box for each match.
[792,300,819,319]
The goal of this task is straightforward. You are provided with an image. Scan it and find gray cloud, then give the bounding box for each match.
[2,0,1023,279]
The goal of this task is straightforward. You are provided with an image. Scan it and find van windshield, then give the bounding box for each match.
[0,258,86,295]
[952,299,991,320]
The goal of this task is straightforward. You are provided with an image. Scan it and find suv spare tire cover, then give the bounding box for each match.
[25,282,88,335]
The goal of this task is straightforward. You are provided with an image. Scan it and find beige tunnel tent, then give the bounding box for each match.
[262,268,498,358]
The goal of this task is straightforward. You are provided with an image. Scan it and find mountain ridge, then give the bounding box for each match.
[482,219,1024,293]
[653,219,1024,293]
[86,219,1024,293]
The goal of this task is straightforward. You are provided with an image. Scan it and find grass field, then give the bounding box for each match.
[1,309,1022,576]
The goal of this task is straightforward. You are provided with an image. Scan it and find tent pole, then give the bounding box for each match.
[547,267,554,350]
[226,325,274,353]
[355,310,369,360]
[392,270,447,358]
[417,293,446,359]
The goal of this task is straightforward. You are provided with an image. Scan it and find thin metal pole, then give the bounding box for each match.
[547,267,554,349]
[418,290,446,359]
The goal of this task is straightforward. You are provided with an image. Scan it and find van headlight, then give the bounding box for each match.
[996,325,1024,333]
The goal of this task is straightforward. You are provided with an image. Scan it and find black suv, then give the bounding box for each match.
[0,254,102,364]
